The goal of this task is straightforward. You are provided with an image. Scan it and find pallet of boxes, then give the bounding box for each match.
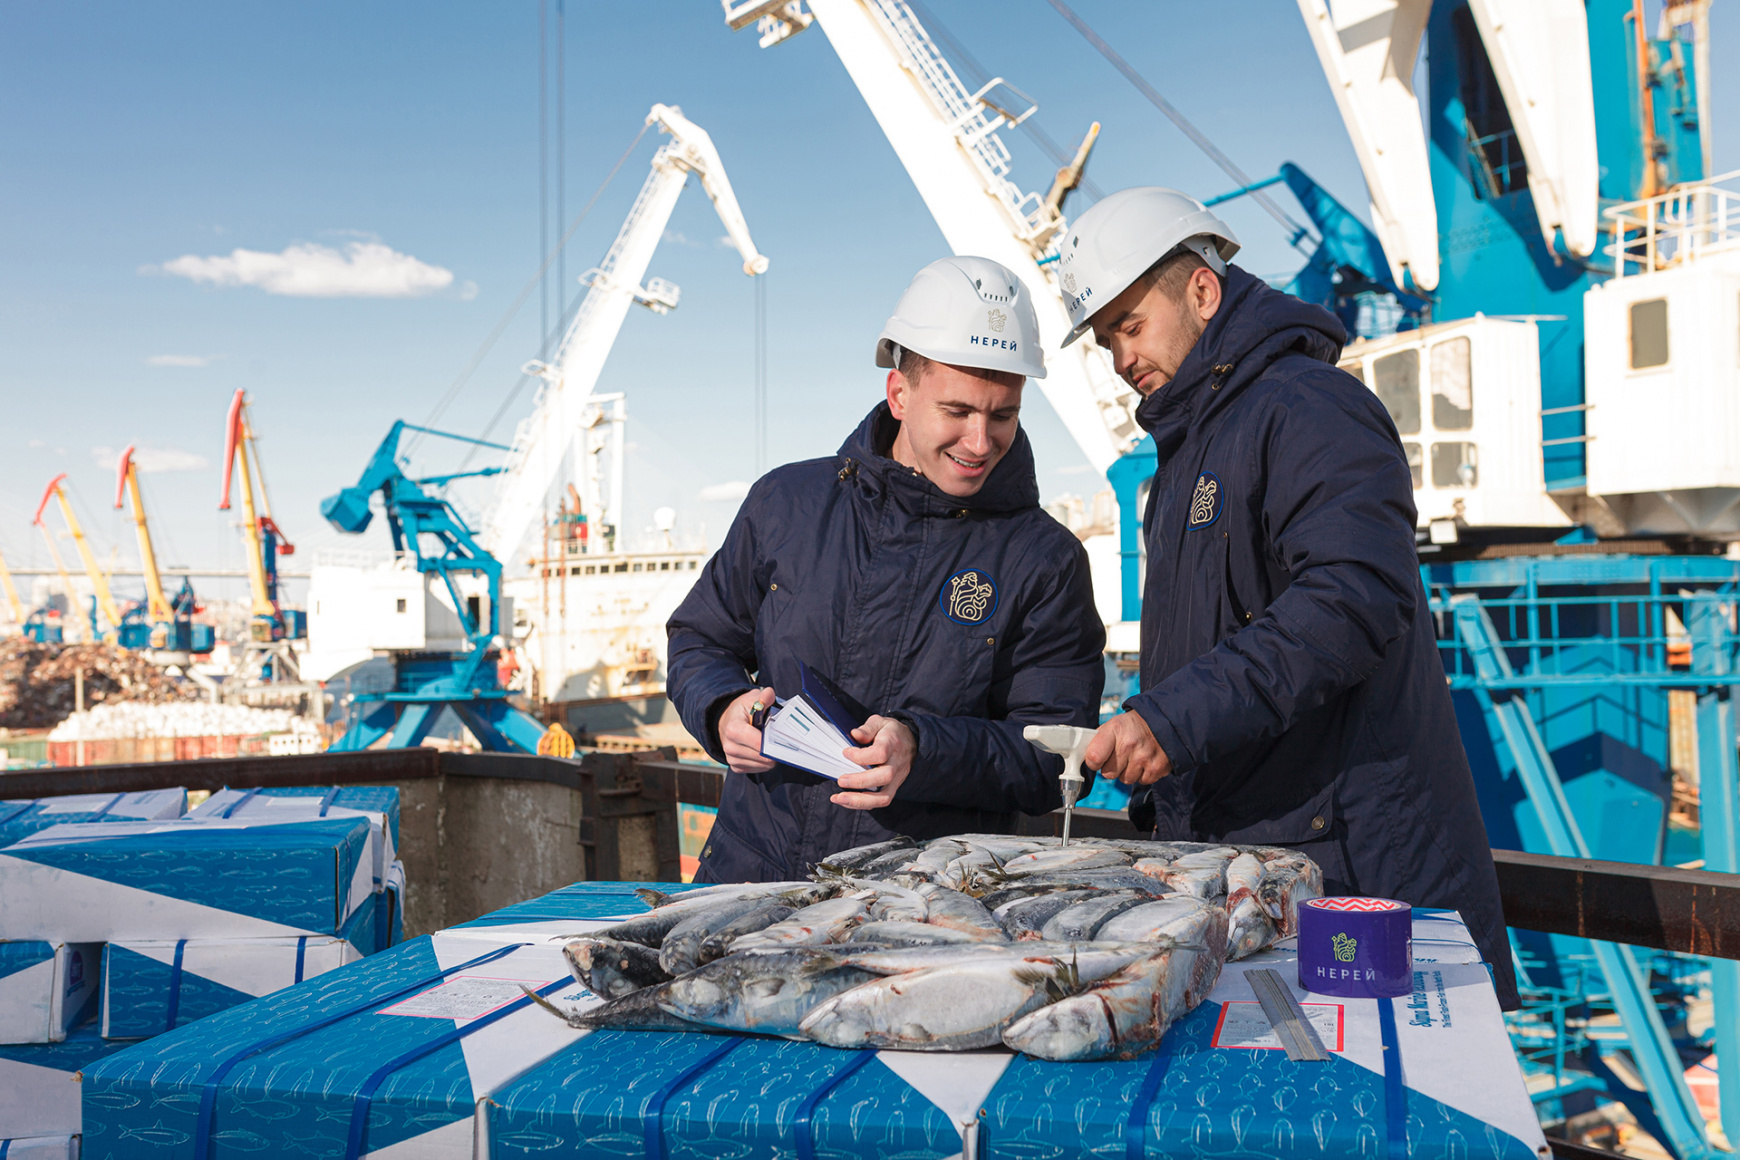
[0,785,406,1156]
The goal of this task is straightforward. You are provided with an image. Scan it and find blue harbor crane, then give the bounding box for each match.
[320,421,547,753]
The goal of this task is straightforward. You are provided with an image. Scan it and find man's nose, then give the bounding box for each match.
[959,415,991,455]
[1111,338,1136,379]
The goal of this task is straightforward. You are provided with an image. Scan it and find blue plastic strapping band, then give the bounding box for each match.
[1,1134,10,1158]
[0,799,37,829]
[342,977,571,1160]
[220,786,262,819]
[294,936,307,984]
[1377,995,1408,1160]
[642,1037,746,1160]
[317,785,341,816]
[794,1050,877,1160]
[191,942,527,1160]
[164,940,188,1033]
[1123,1044,1177,1160]
[87,792,126,821]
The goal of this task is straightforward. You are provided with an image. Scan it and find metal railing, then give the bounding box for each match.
[1430,588,1740,689]
[1606,168,1740,277]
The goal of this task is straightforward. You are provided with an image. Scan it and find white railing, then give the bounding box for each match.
[1605,168,1740,278]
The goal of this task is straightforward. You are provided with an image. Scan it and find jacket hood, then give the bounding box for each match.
[1134,266,1347,451]
[837,401,1040,515]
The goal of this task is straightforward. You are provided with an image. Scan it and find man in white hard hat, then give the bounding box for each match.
[1060,187,1517,1007]
[667,256,1106,882]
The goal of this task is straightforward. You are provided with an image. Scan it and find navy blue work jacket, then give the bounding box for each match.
[668,404,1106,882]
[1126,267,1517,1007]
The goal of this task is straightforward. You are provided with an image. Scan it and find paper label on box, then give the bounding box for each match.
[378,975,544,1021]
[1211,1000,1344,1051]
[37,800,94,815]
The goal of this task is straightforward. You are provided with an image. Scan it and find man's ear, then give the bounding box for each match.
[1192,266,1223,322]
[886,368,910,419]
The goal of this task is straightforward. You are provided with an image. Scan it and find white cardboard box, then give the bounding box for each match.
[0,942,99,1045]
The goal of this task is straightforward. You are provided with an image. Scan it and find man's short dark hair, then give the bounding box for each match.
[1137,248,1225,303]
[897,346,932,383]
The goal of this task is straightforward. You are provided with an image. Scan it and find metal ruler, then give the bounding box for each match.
[1246,968,1330,1062]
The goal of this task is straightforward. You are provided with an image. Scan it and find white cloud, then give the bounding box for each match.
[145,354,212,368]
[698,480,751,502]
[149,240,454,298]
[28,439,45,449]
[91,444,209,473]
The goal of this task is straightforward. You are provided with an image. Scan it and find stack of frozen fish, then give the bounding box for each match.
[549,833,1321,1061]
[0,784,406,1154]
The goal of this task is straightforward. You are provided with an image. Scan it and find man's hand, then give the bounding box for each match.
[832,715,916,810]
[719,687,778,773]
[1086,711,1172,786]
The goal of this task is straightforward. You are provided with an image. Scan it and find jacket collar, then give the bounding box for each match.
[1133,266,1348,458]
[837,402,1040,515]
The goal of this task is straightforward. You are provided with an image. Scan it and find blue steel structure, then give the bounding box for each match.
[320,422,546,754]
[1431,556,1737,1158]
[1099,1,1730,1152]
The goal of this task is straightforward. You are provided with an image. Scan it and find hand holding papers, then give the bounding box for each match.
[757,664,871,781]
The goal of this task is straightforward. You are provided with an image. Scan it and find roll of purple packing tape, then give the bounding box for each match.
[1297,897,1412,998]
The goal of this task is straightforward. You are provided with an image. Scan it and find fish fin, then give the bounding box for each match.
[520,984,585,1028]
[633,888,671,908]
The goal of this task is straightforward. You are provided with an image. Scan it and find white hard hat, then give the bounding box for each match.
[876,256,1046,380]
[1055,187,1240,346]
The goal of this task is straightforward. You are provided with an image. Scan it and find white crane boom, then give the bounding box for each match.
[1294,0,1441,293]
[1465,0,1599,258]
[723,0,1141,474]
[483,103,768,565]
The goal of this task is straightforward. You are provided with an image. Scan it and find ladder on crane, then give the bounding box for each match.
[482,103,769,569]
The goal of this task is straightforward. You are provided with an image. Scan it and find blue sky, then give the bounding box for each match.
[1,1,1732,610]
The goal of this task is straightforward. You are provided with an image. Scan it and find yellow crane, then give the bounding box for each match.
[0,544,23,627]
[114,445,174,625]
[34,474,122,642]
[220,388,295,639]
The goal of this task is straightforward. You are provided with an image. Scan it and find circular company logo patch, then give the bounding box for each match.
[940,568,998,625]
[1188,471,1223,529]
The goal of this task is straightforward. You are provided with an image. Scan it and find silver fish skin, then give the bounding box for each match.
[847,920,986,947]
[695,903,797,966]
[598,883,832,948]
[1225,853,1266,907]
[1002,944,1217,1061]
[977,881,1089,911]
[845,877,929,924]
[659,897,769,976]
[658,949,877,1035]
[1009,870,1173,897]
[564,937,670,999]
[834,940,1166,982]
[635,880,824,910]
[1095,897,1222,945]
[571,981,714,1032]
[995,889,1097,939]
[817,837,919,873]
[997,847,1132,878]
[859,846,928,877]
[1040,891,1151,941]
[799,957,1079,1051]
[1156,863,1226,899]
[915,883,1006,940]
[1227,895,1277,960]
[1171,849,1240,869]
[728,893,872,950]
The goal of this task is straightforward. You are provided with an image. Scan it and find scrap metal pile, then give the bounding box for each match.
[0,639,195,730]
[544,834,1322,1061]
